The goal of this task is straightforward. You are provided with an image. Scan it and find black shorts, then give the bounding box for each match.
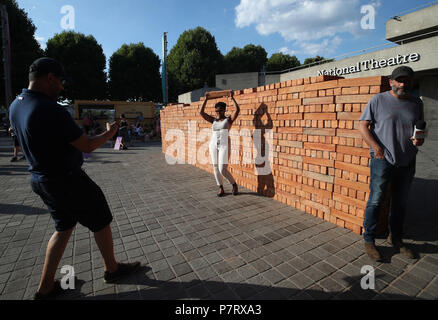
[31,169,113,232]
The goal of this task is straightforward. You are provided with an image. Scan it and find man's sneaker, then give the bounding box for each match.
[34,280,65,300]
[10,156,17,162]
[104,262,141,283]
[364,242,383,262]
[387,234,416,259]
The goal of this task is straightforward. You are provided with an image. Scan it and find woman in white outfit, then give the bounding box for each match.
[200,91,240,197]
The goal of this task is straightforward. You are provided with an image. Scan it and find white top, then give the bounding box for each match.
[211,117,231,147]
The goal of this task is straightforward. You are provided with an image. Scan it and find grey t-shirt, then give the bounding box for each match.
[360,91,424,166]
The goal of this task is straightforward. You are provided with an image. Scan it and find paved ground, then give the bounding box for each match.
[0,137,437,300]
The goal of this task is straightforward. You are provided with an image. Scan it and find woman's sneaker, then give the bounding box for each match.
[232,183,239,196]
[104,262,141,283]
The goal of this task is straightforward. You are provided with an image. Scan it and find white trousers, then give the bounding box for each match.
[209,143,236,186]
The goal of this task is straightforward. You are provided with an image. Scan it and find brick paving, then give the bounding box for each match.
[0,139,437,300]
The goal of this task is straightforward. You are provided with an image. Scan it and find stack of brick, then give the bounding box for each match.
[160,75,390,235]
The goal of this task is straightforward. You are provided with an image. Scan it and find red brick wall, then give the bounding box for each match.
[160,75,390,235]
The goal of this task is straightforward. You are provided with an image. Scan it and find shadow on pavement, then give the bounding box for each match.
[54,268,421,300]
[404,177,438,243]
[0,203,48,215]
[0,165,28,176]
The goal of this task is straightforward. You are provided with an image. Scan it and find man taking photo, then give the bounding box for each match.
[359,66,424,262]
[9,57,141,300]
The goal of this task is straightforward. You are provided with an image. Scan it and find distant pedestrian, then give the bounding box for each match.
[82,113,91,135]
[119,114,130,149]
[9,57,141,300]
[8,125,25,162]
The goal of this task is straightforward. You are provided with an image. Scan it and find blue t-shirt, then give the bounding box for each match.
[360,91,424,166]
[9,89,84,181]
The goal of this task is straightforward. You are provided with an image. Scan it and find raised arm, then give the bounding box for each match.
[200,94,215,124]
[229,91,240,124]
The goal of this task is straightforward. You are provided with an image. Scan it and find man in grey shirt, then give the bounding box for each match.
[358,66,424,262]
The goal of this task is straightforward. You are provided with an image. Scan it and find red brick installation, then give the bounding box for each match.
[160,75,391,235]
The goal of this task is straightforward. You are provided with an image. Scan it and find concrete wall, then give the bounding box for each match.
[265,73,281,86]
[216,72,259,90]
[279,36,438,81]
[386,4,438,42]
[178,87,222,104]
[420,75,438,142]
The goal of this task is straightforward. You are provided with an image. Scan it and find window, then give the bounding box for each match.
[78,104,115,120]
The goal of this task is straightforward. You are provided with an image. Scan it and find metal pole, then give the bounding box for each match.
[0,5,12,110]
[161,32,168,106]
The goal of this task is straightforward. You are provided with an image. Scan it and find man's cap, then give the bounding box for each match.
[29,57,66,78]
[390,66,414,80]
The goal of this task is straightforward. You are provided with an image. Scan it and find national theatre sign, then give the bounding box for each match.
[317,53,420,76]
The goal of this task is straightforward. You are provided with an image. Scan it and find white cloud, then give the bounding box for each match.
[279,46,298,56]
[235,0,369,55]
[296,36,342,56]
[34,35,46,49]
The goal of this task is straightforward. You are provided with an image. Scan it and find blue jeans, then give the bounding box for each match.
[363,154,416,243]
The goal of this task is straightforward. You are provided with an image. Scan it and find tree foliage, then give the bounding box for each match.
[167,27,223,102]
[45,31,107,101]
[222,44,267,74]
[303,55,334,66]
[0,0,43,107]
[109,43,161,102]
[266,53,301,72]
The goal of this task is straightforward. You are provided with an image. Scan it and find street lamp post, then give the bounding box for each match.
[0,4,12,110]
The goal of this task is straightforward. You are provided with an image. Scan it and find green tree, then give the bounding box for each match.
[0,0,43,107]
[266,53,301,72]
[222,44,267,74]
[45,31,106,101]
[303,55,334,66]
[109,43,161,102]
[167,27,223,102]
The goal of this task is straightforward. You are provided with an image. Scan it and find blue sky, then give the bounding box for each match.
[16,0,437,68]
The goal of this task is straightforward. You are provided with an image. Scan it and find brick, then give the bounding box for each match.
[278,140,303,148]
[338,76,386,87]
[276,113,303,120]
[303,142,336,152]
[302,156,334,168]
[336,145,369,157]
[277,127,303,134]
[301,184,332,200]
[303,80,339,91]
[336,94,374,104]
[334,177,369,192]
[304,113,337,120]
[341,87,359,95]
[337,112,362,120]
[303,170,334,184]
[335,161,370,176]
[303,96,335,105]
[276,99,302,106]
[333,193,367,209]
[336,129,363,139]
[359,86,370,94]
[303,128,336,136]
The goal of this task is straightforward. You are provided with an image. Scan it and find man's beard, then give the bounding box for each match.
[392,85,410,97]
